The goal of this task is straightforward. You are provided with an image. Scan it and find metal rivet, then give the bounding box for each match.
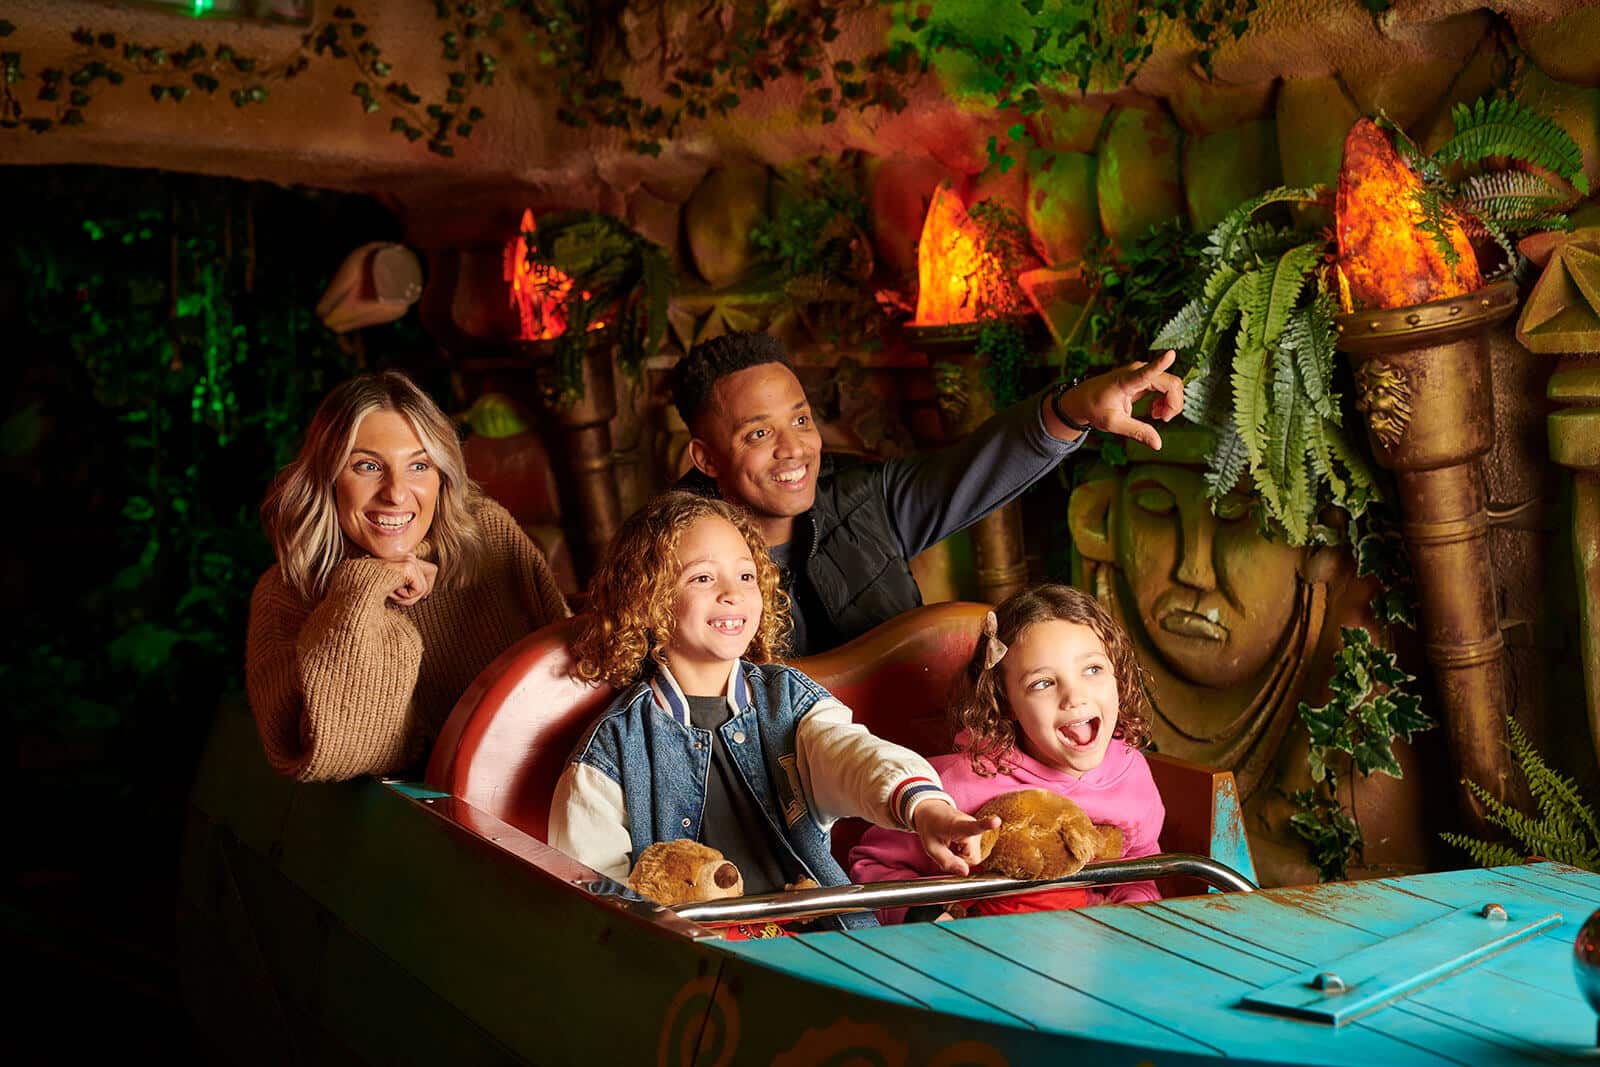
[733,731,746,744]
[1368,321,1381,330]
[681,817,691,828]
[1481,298,1491,308]
[1450,305,1462,316]
[693,741,704,750]
[1481,902,1507,921]
[1312,972,1346,994]
[1405,313,1421,325]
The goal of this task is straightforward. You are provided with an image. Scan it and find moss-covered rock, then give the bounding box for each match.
[1276,76,1359,226]
[1184,120,1282,232]
[1027,94,1112,154]
[1517,63,1600,195]
[683,162,770,289]
[1026,152,1100,266]
[1096,104,1184,249]
[1165,73,1277,135]
[1515,7,1600,88]
[1416,28,1511,155]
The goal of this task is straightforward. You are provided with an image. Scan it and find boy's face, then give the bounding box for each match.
[1001,619,1121,778]
[687,363,821,540]
[664,515,763,693]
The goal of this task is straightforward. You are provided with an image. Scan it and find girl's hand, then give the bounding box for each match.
[911,799,1001,877]
[384,555,438,606]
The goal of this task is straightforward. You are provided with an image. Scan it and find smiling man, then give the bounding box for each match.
[672,332,1183,655]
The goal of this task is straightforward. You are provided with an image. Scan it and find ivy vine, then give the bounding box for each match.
[1291,626,1434,881]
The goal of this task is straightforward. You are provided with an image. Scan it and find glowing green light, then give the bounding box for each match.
[190,0,214,16]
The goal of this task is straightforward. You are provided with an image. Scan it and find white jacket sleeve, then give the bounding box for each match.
[547,762,633,882]
[794,697,955,832]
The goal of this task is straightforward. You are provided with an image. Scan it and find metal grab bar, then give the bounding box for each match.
[672,852,1256,926]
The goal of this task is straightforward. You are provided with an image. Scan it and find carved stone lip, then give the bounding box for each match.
[1159,609,1228,642]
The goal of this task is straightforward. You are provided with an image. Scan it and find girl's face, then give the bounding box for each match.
[664,515,763,694]
[1001,619,1121,778]
[334,409,439,561]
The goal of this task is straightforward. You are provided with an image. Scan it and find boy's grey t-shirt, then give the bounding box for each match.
[685,693,798,896]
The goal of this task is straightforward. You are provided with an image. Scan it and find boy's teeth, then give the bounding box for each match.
[775,469,804,483]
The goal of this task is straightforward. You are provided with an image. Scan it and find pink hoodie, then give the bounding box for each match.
[848,739,1164,920]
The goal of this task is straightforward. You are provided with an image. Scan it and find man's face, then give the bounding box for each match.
[688,363,822,536]
[1114,464,1302,688]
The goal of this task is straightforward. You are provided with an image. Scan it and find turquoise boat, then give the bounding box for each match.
[179,603,1600,1064]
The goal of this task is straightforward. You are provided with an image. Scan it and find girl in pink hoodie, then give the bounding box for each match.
[849,584,1164,919]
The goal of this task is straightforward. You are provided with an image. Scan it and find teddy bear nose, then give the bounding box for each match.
[713,862,739,889]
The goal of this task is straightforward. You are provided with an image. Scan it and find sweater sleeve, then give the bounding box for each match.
[878,389,1084,560]
[244,560,425,782]
[475,498,570,627]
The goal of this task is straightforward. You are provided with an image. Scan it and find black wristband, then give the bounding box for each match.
[1048,381,1092,433]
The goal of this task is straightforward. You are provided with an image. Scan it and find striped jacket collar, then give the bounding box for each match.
[647,659,751,728]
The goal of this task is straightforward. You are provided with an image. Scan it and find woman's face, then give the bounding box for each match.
[334,409,440,561]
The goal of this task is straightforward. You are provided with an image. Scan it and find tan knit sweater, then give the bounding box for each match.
[245,497,570,782]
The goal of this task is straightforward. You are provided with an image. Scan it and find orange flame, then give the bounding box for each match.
[913,183,1025,325]
[1335,118,1481,312]
[505,208,590,341]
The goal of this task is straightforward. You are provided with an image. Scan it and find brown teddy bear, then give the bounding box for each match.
[626,840,820,910]
[627,840,745,906]
[974,788,1124,880]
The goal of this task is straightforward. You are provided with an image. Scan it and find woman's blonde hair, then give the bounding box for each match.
[261,371,481,602]
[572,491,791,688]
[951,583,1153,776]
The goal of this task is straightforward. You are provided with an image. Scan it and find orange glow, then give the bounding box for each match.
[505,208,592,341]
[913,183,1025,325]
[1335,118,1481,311]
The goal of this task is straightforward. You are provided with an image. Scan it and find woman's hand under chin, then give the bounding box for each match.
[383,554,438,606]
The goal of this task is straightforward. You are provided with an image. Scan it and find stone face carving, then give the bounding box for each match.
[1064,429,1435,886]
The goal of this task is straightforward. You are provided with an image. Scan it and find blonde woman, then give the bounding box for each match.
[246,371,568,782]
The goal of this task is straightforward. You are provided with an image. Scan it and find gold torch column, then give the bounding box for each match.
[1335,279,1521,827]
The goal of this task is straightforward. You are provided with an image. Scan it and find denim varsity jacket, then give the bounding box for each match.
[548,659,955,929]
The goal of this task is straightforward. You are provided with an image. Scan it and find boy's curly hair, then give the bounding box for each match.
[571,491,791,688]
[951,584,1153,776]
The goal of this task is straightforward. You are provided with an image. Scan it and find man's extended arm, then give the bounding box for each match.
[879,389,1081,561]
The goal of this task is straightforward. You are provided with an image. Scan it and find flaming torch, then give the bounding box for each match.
[903,184,1039,603]
[504,208,621,572]
[1332,118,1520,826]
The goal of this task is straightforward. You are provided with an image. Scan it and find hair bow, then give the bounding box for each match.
[981,610,1008,671]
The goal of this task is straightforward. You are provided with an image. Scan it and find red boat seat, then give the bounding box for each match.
[426,601,1254,892]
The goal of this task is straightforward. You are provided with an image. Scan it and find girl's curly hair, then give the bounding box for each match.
[571,491,791,688]
[951,583,1153,776]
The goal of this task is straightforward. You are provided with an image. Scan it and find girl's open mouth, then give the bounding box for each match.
[1060,715,1101,748]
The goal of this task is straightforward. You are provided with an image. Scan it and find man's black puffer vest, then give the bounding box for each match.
[677,457,924,647]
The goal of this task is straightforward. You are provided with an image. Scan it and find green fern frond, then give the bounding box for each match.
[1446,717,1600,872]
[1453,170,1574,230]
[1265,348,1310,543]
[1507,717,1600,846]
[1153,298,1206,354]
[1439,832,1522,869]
[1204,417,1250,496]
[1412,187,1461,269]
[1234,221,1306,265]
[1184,355,1233,427]
[1230,272,1272,452]
[1306,417,1346,501]
[1285,296,1338,423]
[1263,243,1324,349]
[1207,186,1325,264]
[1326,427,1379,515]
[1434,95,1589,196]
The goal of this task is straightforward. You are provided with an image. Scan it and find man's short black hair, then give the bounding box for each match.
[671,331,792,434]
